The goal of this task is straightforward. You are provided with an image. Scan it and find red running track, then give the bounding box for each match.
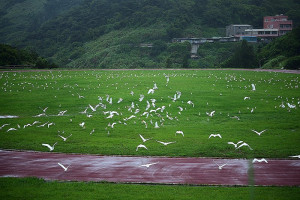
[0,150,299,186]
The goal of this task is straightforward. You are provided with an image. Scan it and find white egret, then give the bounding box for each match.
[206,111,215,117]
[213,160,228,170]
[252,158,268,163]
[140,162,158,168]
[208,134,222,139]
[58,163,71,171]
[227,141,244,148]
[42,142,57,151]
[58,134,72,141]
[175,131,184,137]
[156,140,176,146]
[139,134,152,143]
[251,129,267,136]
[136,144,148,151]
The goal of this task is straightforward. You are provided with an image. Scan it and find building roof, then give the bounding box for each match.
[245,29,278,32]
[230,24,252,26]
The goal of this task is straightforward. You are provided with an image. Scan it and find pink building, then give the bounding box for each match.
[264,15,293,36]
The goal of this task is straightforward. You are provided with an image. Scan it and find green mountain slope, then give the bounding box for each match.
[1,0,300,68]
[0,0,83,45]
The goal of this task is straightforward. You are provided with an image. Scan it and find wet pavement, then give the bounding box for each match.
[0,150,299,186]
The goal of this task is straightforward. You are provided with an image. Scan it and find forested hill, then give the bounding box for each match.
[1,0,300,68]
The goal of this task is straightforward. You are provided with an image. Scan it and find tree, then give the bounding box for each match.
[222,40,258,68]
[166,42,191,68]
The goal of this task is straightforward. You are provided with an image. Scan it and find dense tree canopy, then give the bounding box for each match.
[0,0,299,68]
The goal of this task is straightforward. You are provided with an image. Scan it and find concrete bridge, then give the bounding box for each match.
[172,37,240,58]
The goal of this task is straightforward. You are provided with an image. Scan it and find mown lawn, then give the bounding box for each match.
[0,70,299,158]
[0,177,299,200]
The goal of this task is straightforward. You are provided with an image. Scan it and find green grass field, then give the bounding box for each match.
[0,70,299,158]
[0,69,299,199]
[0,177,299,200]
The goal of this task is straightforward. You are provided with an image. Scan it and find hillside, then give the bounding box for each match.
[1,0,300,68]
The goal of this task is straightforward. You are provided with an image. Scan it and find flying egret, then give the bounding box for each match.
[0,124,10,129]
[139,94,145,102]
[140,162,158,168]
[136,144,148,151]
[79,122,85,128]
[287,103,296,109]
[90,129,95,135]
[34,113,46,117]
[206,111,215,117]
[178,106,183,112]
[57,110,67,116]
[145,101,150,110]
[89,104,97,112]
[42,142,57,151]
[251,129,267,136]
[244,97,250,100]
[213,160,228,170]
[23,123,32,129]
[117,98,123,103]
[289,155,300,158]
[230,116,240,120]
[41,107,48,112]
[79,107,88,114]
[37,122,49,127]
[32,121,40,125]
[58,134,72,141]
[208,134,222,139]
[58,163,71,171]
[156,140,176,146]
[187,100,194,107]
[111,122,117,128]
[147,89,155,94]
[139,134,152,143]
[236,142,253,150]
[252,158,268,163]
[47,122,55,128]
[7,128,17,132]
[175,131,184,137]
[227,141,244,148]
[77,93,84,98]
[124,115,136,121]
[141,120,148,128]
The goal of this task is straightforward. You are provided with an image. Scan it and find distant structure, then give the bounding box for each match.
[264,15,293,36]
[173,15,293,58]
[172,37,240,58]
[226,25,253,37]
[226,15,293,39]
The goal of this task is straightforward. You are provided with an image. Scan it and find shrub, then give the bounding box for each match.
[282,55,300,70]
[262,55,286,69]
